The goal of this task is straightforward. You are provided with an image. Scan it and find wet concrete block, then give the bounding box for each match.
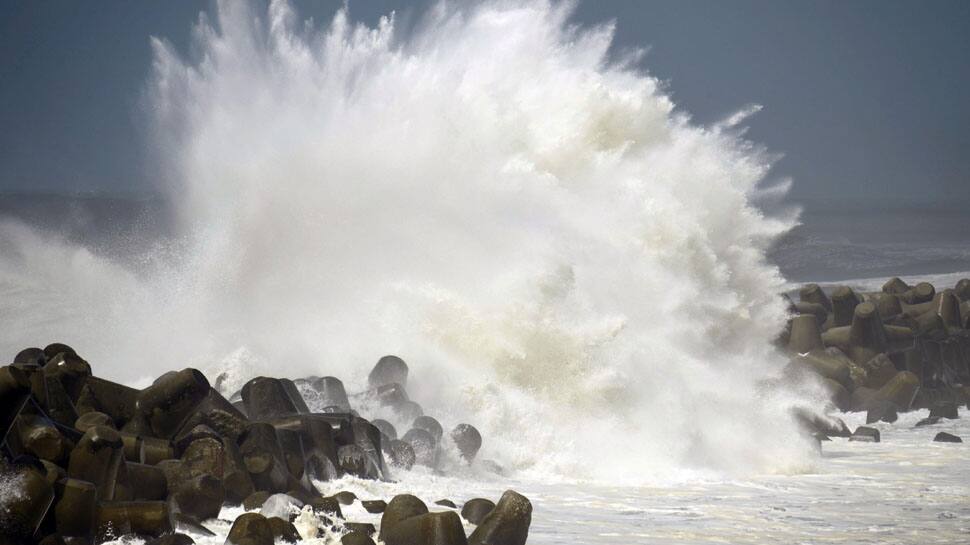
[383,511,467,545]
[137,369,211,439]
[368,356,409,389]
[75,378,138,429]
[53,478,98,538]
[96,501,174,539]
[241,377,302,421]
[460,498,495,525]
[379,494,428,542]
[67,425,124,501]
[468,490,531,545]
[124,463,168,501]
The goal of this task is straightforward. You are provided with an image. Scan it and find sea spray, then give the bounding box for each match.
[0,0,814,481]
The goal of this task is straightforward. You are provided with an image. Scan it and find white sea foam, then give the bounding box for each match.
[0,468,26,521]
[0,0,814,482]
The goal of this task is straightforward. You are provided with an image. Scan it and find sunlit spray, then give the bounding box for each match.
[0,0,814,481]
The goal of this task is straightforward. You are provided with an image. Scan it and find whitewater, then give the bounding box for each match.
[1,1,968,543]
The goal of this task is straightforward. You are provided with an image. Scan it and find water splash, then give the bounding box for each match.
[0,0,812,481]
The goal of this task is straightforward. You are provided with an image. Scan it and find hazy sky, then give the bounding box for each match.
[2,0,968,210]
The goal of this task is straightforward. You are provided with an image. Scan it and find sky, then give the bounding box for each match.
[1,0,968,211]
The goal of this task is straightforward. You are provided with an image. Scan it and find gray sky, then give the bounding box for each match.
[2,0,968,211]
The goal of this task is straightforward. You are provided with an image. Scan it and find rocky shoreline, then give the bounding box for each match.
[3,275,968,545]
[0,351,531,545]
[783,276,970,443]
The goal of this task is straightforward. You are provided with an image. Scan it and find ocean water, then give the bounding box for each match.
[1,1,969,544]
[771,207,970,283]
